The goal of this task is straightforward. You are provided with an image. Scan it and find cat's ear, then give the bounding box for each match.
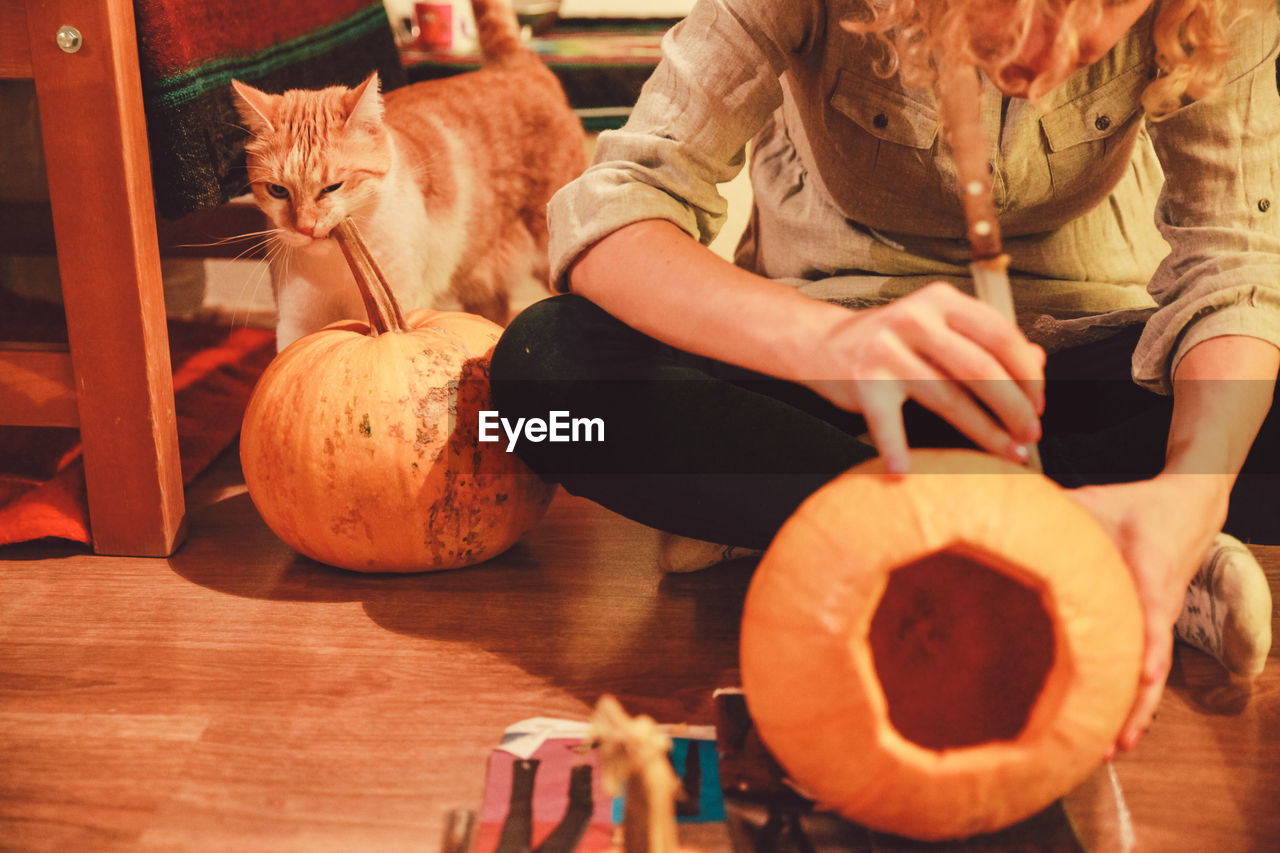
[344,72,384,131]
[231,80,278,134]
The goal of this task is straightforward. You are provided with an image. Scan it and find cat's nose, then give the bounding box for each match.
[295,222,331,240]
[296,223,332,240]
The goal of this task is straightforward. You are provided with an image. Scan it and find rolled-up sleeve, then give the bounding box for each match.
[1133,8,1280,392]
[545,0,822,290]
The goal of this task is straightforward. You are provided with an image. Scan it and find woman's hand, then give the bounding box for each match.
[1067,475,1230,754]
[802,281,1045,473]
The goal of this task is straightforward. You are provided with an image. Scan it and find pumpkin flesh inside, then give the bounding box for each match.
[868,547,1056,751]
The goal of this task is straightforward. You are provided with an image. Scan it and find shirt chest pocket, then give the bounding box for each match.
[829,68,940,188]
[1038,64,1149,197]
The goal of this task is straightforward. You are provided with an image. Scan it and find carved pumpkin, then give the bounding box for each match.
[740,449,1142,840]
[240,222,554,572]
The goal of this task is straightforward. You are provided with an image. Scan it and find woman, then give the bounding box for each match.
[490,0,1280,753]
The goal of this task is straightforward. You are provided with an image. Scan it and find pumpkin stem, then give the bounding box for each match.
[333,218,409,335]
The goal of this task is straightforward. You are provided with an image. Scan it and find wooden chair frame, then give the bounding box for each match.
[1,0,185,556]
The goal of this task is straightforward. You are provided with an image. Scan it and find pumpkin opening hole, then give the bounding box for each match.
[868,547,1055,751]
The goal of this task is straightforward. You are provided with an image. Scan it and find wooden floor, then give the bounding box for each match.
[1,447,1278,852]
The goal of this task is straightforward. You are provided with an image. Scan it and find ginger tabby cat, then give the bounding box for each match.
[232,0,586,350]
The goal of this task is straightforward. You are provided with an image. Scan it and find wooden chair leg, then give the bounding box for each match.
[26,0,185,556]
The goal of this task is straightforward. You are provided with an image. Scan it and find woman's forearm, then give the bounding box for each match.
[567,219,849,384]
[1164,335,1280,492]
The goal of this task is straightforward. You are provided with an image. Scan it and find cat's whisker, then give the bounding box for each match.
[227,228,290,262]
[406,151,440,184]
[177,228,285,251]
[232,241,283,332]
[224,239,278,270]
[222,230,289,330]
[267,244,297,336]
[277,247,294,330]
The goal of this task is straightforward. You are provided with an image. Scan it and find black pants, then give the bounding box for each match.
[490,294,1280,548]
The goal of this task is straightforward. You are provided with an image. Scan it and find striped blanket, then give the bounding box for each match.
[134,0,406,218]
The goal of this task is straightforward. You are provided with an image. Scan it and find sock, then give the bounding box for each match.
[1174,533,1273,679]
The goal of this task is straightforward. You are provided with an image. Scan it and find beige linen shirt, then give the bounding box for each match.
[547,0,1280,392]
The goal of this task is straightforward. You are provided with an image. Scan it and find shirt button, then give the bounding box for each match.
[1094,114,1112,131]
[873,113,888,129]
[1260,199,1272,212]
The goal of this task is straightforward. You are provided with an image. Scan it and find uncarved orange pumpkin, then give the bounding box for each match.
[740,448,1143,841]
[240,222,554,572]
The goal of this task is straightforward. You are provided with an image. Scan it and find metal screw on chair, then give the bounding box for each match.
[56,26,83,54]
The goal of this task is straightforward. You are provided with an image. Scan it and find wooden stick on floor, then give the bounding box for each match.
[590,696,684,853]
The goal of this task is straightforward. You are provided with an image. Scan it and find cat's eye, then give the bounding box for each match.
[320,182,344,195]
[266,183,289,199]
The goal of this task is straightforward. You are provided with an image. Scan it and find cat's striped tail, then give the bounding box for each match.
[471,0,527,64]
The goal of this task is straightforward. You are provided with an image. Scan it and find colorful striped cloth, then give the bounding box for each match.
[134,0,407,218]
